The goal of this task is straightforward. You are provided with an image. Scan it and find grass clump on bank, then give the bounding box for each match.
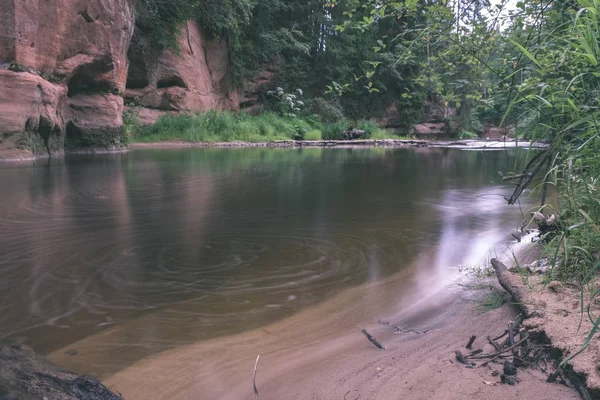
[130,111,406,143]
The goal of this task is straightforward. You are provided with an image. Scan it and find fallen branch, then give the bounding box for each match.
[471,336,530,367]
[466,335,477,350]
[502,173,528,182]
[508,322,515,346]
[468,349,483,357]
[506,150,551,205]
[361,329,385,350]
[253,355,260,400]
[491,258,540,318]
[493,329,509,341]
[487,336,502,352]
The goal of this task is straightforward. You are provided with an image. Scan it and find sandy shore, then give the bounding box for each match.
[100,298,576,400]
[47,255,578,400]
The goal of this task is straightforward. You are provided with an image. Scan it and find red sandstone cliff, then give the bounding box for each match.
[0,2,238,160]
[124,21,239,124]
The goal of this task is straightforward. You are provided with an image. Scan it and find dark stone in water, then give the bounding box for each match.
[0,339,122,400]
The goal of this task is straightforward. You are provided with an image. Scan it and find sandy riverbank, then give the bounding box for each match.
[101,297,577,400]
[46,246,578,400]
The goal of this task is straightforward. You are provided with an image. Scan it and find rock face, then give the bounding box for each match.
[0,0,135,158]
[124,21,239,124]
[0,2,239,159]
[0,340,122,400]
[0,70,67,158]
[239,62,279,115]
[411,122,448,137]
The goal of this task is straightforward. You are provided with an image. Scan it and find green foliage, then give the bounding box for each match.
[265,87,305,117]
[136,112,297,143]
[304,130,323,141]
[458,130,478,140]
[320,120,351,140]
[486,0,600,365]
[303,98,345,123]
[477,288,506,314]
[356,120,387,138]
[134,112,384,143]
[123,108,142,140]
[133,0,255,85]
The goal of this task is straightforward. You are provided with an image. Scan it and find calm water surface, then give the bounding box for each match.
[0,147,534,377]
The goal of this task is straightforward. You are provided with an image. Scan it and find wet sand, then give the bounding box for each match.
[48,264,577,400]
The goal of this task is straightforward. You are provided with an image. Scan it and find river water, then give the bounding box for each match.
[0,147,535,379]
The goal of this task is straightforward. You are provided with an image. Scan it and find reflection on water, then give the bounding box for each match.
[0,147,535,377]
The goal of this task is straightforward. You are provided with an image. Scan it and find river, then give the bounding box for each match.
[0,147,536,383]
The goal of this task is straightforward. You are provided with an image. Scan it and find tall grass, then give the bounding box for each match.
[135,112,301,143]
[504,0,600,366]
[131,112,406,143]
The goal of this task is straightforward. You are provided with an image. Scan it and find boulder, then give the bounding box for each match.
[0,340,122,400]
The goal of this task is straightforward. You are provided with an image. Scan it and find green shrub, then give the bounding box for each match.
[369,130,392,139]
[304,130,323,140]
[135,111,325,142]
[356,120,388,138]
[321,120,351,140]
[458,130,478,140]
[123,108,142,140]
[304,98,345,123]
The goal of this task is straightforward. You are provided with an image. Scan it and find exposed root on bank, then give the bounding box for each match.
[479,258,599,399]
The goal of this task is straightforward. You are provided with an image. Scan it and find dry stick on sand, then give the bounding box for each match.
[253,355,260,400]
[466,335,477,350]
[361,329,385,350]
[487,336,502,352]
[469,336,530,367]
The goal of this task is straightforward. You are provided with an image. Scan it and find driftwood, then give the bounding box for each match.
[491,258,540,318]
[474,336,530,367]
[487,336,502,351]
[253,355,260,400]
[466,335,477,350]
[361,329,385,350]
[468,349,483,356]
[493,329,509,341]
[508,322,515,346]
